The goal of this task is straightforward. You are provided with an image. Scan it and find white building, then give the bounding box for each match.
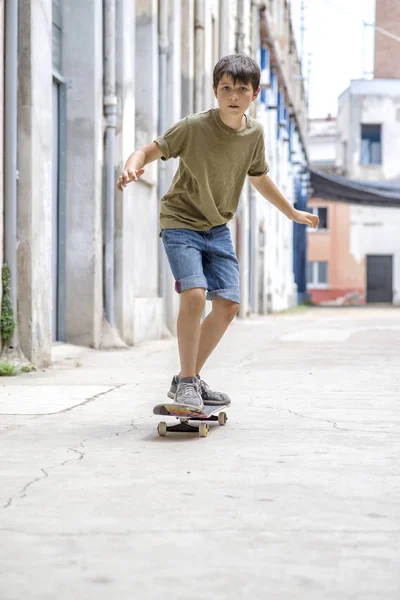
[308,77,400,306]
[337,79,400,180]
[0,0,308,367]
[307,116,337,173]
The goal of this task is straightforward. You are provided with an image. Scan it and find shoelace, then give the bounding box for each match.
[200,380,222,399]
[180,382,198,399]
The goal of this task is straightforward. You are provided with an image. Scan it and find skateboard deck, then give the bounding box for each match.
[153,402,229,437]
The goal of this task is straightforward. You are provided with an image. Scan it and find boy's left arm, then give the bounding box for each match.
[249,174,319,229]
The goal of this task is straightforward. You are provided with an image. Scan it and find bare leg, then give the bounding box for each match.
[177,288,206,378]
[195,297,239,375]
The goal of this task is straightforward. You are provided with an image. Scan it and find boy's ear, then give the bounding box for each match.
[253,86,261,100]
[212,84,218,98]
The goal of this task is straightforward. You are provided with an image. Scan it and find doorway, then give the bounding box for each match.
[366,255,393,303]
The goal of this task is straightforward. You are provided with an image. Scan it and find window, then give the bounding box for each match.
[310,207,328,230]
[307,261,328,287]
[361,124,382,165]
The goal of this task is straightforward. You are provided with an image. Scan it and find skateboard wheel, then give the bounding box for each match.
[199,423,209,437]
[157,422,167,437]
[218,412,227,426]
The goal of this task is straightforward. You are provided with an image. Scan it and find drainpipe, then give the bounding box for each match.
[219,0,230,57]
[4,0,18,348]
[104,0,117,327]
[158,0,169,299]
[249,0,260,312]
[194,0,205,112]
[236,0,248,317]
[103,0,117,327]
[236,0,245,54]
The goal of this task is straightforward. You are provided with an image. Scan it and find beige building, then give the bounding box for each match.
[0,0,308,367]
[374,0,400,79]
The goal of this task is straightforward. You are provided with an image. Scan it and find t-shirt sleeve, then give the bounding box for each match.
[154,117,188,161]
[247,132,269,176]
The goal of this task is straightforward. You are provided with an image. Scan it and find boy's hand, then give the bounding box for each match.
[116,168,145,191]
[292,209,319,229]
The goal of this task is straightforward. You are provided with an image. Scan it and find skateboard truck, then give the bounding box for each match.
[154,403,228,438]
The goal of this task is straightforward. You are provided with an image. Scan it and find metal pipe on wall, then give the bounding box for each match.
[219,0,230,58]
[158,0,169,299]
[236,0,245,54]
[4,0,18,347]
[194,0,205,112]
[236,0,249,317]
[104,0,117,327]
[249,0,261,312]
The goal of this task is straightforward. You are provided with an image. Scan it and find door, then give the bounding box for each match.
[366,255,393,303]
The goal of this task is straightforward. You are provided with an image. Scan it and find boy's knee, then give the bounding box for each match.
[217,299,240,322]
[180,288,206,313]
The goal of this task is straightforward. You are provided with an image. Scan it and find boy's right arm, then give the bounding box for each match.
[116,142,163,191]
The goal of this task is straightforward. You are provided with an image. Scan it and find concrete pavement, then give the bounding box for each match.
[1,307,400,599]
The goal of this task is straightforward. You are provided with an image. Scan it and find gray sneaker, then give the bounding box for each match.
[174,377,204,412]
[198,379,231,406]
[168,375,231,406]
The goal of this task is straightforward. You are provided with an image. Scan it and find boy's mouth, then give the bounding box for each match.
[229,105,239,109]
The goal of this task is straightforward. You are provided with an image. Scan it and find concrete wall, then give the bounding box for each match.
[17,0,53,366]
[133,0,163,343]
[62,0,104,348]
[115,0,137,345]
[0,0,4,308]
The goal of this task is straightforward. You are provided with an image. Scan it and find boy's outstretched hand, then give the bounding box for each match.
[292,209,319,229]
[116,168,145,191]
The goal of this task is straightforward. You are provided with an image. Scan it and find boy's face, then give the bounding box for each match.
[213,75,260,114]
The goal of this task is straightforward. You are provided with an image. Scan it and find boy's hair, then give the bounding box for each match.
[213,54,261,91]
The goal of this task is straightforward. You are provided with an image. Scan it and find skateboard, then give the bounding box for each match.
[153,402,229,437]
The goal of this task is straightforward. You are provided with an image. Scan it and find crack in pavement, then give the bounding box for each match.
[2,385,128,509]
[265,405,349,431]
[115,420,137,436]
[0,383,127,417]
[0,526,399,537]
[2,418,138,510]
[2,447,85,510]
[19,468,49,499]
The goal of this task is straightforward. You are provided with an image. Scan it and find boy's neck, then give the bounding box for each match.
[218,108,246,131]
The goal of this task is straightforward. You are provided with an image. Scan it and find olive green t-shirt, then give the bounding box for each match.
[154,108,269,231]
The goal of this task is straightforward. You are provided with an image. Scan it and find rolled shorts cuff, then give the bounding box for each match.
[175,274,208,294]
[206,287,240,304]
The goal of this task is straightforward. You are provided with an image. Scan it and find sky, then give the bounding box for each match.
[290,0,376,118]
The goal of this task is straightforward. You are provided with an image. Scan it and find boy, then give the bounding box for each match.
[117,54,319,412]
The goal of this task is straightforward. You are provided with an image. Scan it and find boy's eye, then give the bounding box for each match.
[223,86,230,91]
[241,87,248,91]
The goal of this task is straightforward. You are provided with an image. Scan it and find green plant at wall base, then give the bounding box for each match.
[0,264,16,347]
[0,361,18,376]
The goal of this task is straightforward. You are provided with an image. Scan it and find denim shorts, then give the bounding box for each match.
[161,224,240,303]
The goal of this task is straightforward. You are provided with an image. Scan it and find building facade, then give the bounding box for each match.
[0,0,308,367]
[308,77,400,307]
